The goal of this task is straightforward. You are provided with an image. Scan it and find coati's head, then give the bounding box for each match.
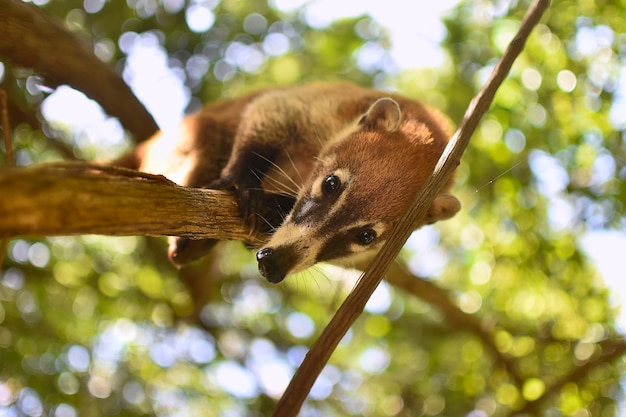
[257,98,461,283]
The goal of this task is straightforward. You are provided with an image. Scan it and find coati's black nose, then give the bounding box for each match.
[256,247,273,268]
[256,247,287,284]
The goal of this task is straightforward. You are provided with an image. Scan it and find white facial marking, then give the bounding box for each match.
[333,168,352,188]
[265,222,323,276]
[296,199,316,221]
[325,168,352,219]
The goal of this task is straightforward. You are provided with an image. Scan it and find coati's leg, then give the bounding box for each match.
[168,237,218,267]
[162,119,237,267]
[110,147,209,267]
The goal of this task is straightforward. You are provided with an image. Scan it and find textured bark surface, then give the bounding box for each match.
[0,163,256,244]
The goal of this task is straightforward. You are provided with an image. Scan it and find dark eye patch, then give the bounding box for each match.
[316,226,380,263]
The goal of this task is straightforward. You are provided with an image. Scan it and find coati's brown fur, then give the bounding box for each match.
[121,82,461,283]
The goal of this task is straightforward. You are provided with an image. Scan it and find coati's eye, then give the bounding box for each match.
[355,229,377,245]
[322,174,341,195]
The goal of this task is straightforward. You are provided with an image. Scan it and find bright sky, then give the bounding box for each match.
[581,231,626,331]
[37,0,626,327]
[280,0,459,68]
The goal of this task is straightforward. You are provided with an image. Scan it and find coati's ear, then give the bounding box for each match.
[422,193,461,225]
[359,98,401,132]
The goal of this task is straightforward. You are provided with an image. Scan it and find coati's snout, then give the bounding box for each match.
[256,247,299,284]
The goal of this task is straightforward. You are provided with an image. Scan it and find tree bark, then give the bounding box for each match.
[0,163,256,244]
[0,0,158,142]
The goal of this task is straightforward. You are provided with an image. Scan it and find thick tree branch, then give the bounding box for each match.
[0,0,158,142]
[0,163,257,244]
[272,1,551,415]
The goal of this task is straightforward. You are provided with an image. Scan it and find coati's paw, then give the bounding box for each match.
[209,176,265,232]
[168,237,217,267]
[210,176,295,236]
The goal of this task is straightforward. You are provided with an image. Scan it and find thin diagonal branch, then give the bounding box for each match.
[272,1,551,415]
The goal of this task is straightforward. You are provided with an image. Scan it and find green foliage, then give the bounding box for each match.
[1,0,625,416]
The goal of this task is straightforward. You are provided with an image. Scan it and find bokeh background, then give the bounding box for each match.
[1,0,625,416]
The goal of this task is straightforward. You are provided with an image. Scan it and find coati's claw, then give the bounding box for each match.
[210,177,295,237]
[209,176,266,234]
[208,176,237,194]
[235,188,295,236]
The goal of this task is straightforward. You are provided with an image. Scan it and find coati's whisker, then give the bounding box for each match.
[252,151,302,194]
[475,161,523,192]
[255,213,275,231]
[284,150,305,186]
[261,175,299,198]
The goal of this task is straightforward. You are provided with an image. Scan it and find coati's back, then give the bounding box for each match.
[124,82,460,281]
[128,91,262,187]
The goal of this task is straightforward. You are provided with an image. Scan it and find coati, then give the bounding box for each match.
[121,82,461,283]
